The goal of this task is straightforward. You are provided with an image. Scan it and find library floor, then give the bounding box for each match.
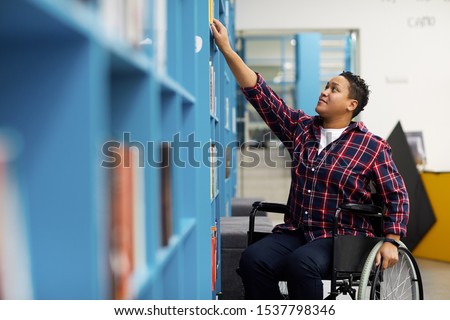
[236,148,450,299]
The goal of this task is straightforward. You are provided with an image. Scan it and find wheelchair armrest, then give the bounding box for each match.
[252,201,288,214]
[335,203,384,236]
[248,202,287,246]
[339,203,382,218]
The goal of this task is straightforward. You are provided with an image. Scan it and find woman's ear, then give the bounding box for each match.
[347,99,358,113]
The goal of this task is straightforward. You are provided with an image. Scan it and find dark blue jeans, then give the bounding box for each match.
[237,230,333,300]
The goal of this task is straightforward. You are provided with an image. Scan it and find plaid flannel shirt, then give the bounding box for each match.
[242,74,409,242]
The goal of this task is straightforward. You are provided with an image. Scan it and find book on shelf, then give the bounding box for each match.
[125,0,146,49]
[99,0,146,49]
[0,135,32,299]
[225,0,230,27]
[209,61,216,117]
[232,107,236,134]
[132,151,146,270]
[211,224,217,291]
[225,96,229,129]
[214,145,218,195]
[154,0,167,73]
[210,142,214,199]
[210,142,219,199]
[109,146,137,299]
[209,0,214,24]
[160,142,173,247]
[225,145,231,179]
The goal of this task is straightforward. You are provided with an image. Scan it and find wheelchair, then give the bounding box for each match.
[246,200,424,300]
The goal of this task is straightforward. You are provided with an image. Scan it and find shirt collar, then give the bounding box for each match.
[313,116,367,130]
[312,116,368,138]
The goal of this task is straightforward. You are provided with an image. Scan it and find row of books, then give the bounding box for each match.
[0,141,172,300]
[75,0,234,69]
[109,142,231,297]
[109,143,172,299]
[210,0,233,27]
[209,0,233,296]
[210,67,236,131]
[99,0,147,49]
[75,0,147,49]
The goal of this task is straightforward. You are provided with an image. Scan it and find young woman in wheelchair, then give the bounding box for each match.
[212,20,409,300]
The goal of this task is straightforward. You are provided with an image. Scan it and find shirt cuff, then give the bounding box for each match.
[383,222,407,238]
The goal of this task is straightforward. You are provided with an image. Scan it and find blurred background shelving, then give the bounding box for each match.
[0,0,237,300]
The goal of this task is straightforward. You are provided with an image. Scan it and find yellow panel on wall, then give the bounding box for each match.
[413,172,450,262]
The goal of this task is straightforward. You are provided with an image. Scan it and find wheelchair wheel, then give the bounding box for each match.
[358,241,423,300]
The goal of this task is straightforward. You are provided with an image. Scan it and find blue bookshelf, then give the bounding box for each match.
[0,0,236,300]
[208,0,238,298]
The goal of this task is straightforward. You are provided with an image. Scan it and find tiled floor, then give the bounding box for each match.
[236,148,450,299]
[415,258,450,299]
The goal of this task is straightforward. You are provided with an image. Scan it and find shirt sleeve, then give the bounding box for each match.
[371,144,410,237]
[241,73,312,145]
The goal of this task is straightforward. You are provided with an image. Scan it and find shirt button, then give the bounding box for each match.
[307,190,311,193]
[311,168,315,172]
[305,211,308,215]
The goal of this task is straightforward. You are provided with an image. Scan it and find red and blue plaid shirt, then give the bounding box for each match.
[242,74,409,241]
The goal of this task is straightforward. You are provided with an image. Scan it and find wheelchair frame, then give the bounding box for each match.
[247,201,424,300]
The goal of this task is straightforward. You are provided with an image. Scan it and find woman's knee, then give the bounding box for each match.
[286,239,332,279]
[286,251,315,276]
[239,245,263,273]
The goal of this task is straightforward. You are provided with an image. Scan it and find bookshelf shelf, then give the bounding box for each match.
[160,74,196,105]
[109,46,150,74]
[156,218,196,267]
[0,0,236,300]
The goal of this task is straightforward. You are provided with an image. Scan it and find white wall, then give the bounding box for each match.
[235,0,450,171]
